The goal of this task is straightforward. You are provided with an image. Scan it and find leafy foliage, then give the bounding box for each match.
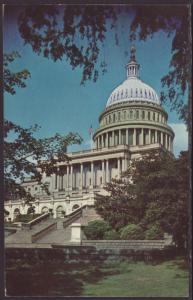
[4,119,82,202]
[119,224,144,240]
[129,5,191,125]
[145,225,164,240]
[17,5,191,124]
[103,229,120,240]
[96,150,189,248]
[83,220,111,240]
[18,5,117,84]
[3,52,31,95]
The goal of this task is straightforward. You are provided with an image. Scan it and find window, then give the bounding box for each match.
[130,110,133,119]
[28,188,31,192]
[113,114,115,122]
[142,111,145,119]
[148,111,150,120]
[153,112,155,121]
[35,187,38,191]
[136,110,139,119]
[118,112,121,121]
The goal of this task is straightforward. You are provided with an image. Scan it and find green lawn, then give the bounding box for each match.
[83,258,189,297]
[6,257,189,297]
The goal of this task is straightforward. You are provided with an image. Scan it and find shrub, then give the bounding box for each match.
[120,224,144,240]
[145,225,164,240]
[84,220,111,240]
[103,229,120,240]
[15,213,41,223]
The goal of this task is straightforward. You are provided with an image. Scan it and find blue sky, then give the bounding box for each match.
[3,5,188,157]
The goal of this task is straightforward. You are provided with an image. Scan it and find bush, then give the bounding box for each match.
[103,229,120,240]
[120,224,144,240]
[84,220,111,240]
[15,213,41,223]
[145,225,164,240]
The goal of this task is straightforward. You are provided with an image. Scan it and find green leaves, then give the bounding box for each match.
[96,150,189,248]
[4,119,82,202]
[3,52,31,95]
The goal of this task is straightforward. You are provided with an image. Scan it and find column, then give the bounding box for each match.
[70,165,73,189]
[67,165,69,189]
[168,136,171,151]
[106,160,109,183]
[91,162,94,187]
[102,134,104,148]
[161,132,163,145]
[141,128,144,145]
[148,129,151,144]
[112,131,115,146]
[102,160,105,184]
[133,128,136,146]
[117,158,121,179]
[126,129,128,145]
[165,134,168,149]
[54,169,58,190]
[155,130,158,143]
[119,130,121,145]
[80,163,83,189]
[121,157,125,172]
[106,132,109,148]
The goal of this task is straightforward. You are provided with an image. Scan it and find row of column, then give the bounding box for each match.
[52,157,127,191]
[95,128,173,151]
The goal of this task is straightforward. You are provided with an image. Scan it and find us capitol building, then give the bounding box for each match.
[5,48,175,220]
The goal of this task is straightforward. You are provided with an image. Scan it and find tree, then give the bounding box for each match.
[16,5,191,124]
[4,119,82,202]
[4,53,82,202]
[95,150,189,248]
[3,51,31,95]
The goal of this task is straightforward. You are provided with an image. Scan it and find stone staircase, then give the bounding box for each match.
[5,218,57,244]
[5,205,100,246]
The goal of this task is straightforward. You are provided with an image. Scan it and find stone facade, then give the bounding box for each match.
[4,48,174,221]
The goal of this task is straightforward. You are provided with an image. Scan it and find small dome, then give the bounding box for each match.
[106,77,160,107]
[106,46,160,108]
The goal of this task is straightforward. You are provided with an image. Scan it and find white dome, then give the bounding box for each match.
[106,77,160,107]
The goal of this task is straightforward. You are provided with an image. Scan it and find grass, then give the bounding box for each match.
[6,257,189,297]
[83,258,189,297]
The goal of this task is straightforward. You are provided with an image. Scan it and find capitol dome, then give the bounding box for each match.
[106,47,160,107]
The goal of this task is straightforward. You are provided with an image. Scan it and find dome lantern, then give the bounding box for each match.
[126,46,140,78]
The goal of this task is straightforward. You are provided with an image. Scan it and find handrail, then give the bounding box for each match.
[63,204,88,228]
[21,212,50,230]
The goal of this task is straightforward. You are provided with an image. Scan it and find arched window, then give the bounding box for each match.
[124,111,126,119]
[109,115,111,123]
[118,112,121,121]
[130,110,133,119]
[13,208,20,220]
[41,207,49,214]
[136,110,139,119]
[130,89,133,97]
[72,204,80,211]
[113,114,115,122]
[153,112,155,121]
[148,111,150,120]
[56,206,64,218]
[142,111,145,119]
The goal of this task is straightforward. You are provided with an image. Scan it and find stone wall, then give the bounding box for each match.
[6,244,176,267]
